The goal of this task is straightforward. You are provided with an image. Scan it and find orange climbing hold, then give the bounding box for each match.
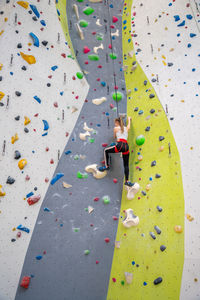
[0,185,6,197]
[0,91,5,101]
[20,52,36,65]
[174,225,183,233]
[18,159,27,170]
[24,116,31,125]
[17,1,29,9]
[0,63,3,70]
[11,133,19,144]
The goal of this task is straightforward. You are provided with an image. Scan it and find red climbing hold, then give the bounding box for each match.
[108,44,112,49]
[20,276,30,289]
[27,195,41,206]
[96,260,99,264]
[83,46,90,54]
[110,25,115,29]
[112,216,118,221]
[110,104,114,109]
[113,178,118,183]
[104,237,110,243]
[112,16,118,23]
[102,143,108,147]
[61,53,66,58]
[94,197,100,202]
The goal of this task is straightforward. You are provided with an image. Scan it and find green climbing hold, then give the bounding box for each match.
[76,72,83,79]
[109,53,117,60]
[83,7,94,15]
[88,54,99,61]
[74,154,79,160]
[79,20,88,28]
[136,135,145,146]
[77,0,84,2]
[121,280,125,285]
[73,228,80,232]
[103,195,110,204]
[112,92,122,102]
[77,171,88,179]
[89,138,95,143]
[96,35,103,41]
[84,250,90,255]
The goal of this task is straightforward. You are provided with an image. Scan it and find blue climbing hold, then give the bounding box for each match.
[51,65,58,71]
[42,120,49,131]
[36,255,43,260]
[101,81,106,87]
[143,282,147,286]
[186,14,193,20]
[26,191,34,198]
[40,20,46,26]
[42,132,48,137]
[57,9,60,16]
[33,96,41,104]
[29,4,40,18]
[65,150,72,155]
[188,43,192,48]
[50,173,64,185]
[44,207,51,212]
[190,33,196,38]
[174,15,180,22]
[177,20,185,27]
[29,32,39,47]
[17,225,30,233]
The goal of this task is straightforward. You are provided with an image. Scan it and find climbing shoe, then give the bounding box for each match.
[99,166,109,172]
[125,181,134,187]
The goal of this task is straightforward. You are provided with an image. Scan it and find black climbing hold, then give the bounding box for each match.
[149,94,155,99]
[170,94,174,97]
[17,43,22,48]
[150,109,155,114]
[122,87,125,91]
[47,83,51,87]
[145,126,150,132]
[159,136,165,141]
[42,40,48,46]
[15,91,21,97]
[144,80,148,85]
[28,10,32,14]
[0,102,4,107]
[6,176,15,184]
[168,63,173,67]
[151,160,156,167]
[21,66,27,71]
[138,168,142,171]
[11,239,16,242]
[152,78,157,82]
[14,150,21,160]
[15,30,19,34]
[24,127,29,133]
[161,44,164,47]
[149,232,156,240]
[32,16,38,21]
[137,48,142,52]
[154,277,163,285]
[160,245,166,252]
[132,61,137,66]
[156,205,163,212]
[34,187,37,191]
[15,115,20,121]
[170,117,174,120]
[0,11,4,15]
[154,225,161,234]
[133,34,137,37]
[134,107,139,112]
[155,174,161,178]
[0,76,2,81]
[141,191,146,196]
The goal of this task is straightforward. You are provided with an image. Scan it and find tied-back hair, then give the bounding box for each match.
[115,116,124,133]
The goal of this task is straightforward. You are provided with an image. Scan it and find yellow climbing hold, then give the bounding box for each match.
[0,91,5,101]
[186,214,194,222]
[0,63,3,70]
[20,52,36,65]
[0,185,6,197]
[11,133,19,144]
[174,225,183,233]
[162,60,167,66]
[24,116,31,125]
[17,1,29,9]
[0,30,4,36]
[18,159,27,170]
[162,55,166,60]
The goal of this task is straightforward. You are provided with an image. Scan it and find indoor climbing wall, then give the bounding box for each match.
[0,0,199,299]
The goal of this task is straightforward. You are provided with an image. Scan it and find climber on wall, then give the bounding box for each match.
[99,116,133,187]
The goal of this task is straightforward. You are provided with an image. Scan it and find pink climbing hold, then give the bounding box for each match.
[20,276,30,289]
[25,175,30,181]
[104,237,110,243]
[112,278,116,282]
[83,46,90,54]
[27,195,41,206]
[113,178,118,183]
[112,16,118,23]
[96,260,99,264]
[110,104,114,109]
[108,44,112,49]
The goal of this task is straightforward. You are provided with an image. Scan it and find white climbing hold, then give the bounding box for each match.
[93,43,104,54]
[115,241,121,248]
[125,182,140,200]
[111,29,119,37]
[124,272,133,284]
[92,96,106,105]
[63,182,72,189]
[96,19,103,26]
[83,122,93,132]
[89,0,102,2]
[72,106,78,113]
[88,206,94,214]
[73,4,79,20]
[85,164,107,179]
[122,208,139,228]
[79,131,90,141]
[128,50,134,58]
[76,23,84,40]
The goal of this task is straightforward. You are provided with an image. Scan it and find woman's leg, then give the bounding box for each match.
[122,153,129,181]
[104,146,116,167]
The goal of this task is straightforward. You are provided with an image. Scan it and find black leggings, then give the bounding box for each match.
[104,142,129,181]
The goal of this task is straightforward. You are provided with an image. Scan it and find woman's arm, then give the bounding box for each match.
[113,127,117,139]
[126,117,131,132]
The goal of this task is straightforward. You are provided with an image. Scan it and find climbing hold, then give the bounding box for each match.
[186,213,194,222]
[155,174,161,178]
[159,145,164,151]
[17,224,30,233]
[112,16,118,23]
[83,7,94,15]
[27,195,41,205]
[124,272,133,284]
[190,33,196,38]
[151,160,156,167]
[40,20,46,26]
[154,277,163,285]
[33,96,41,104]
[84,250,90,255]
[145,126,150,132]
[159,136,165,141]
[109,53,117,60]
[51,66,58,71]
[42,120,49,131]
[149,232,156,239]
[92,97,106,105]
[112,92,122,102]
[63,182,72,189]
[20,52,36,64]
[79,20,88,27]
[160,245,166,252]
[18,159,27,170]
[177,20,185,27]
[79,131,90,140]
[149,94,155,99]
[20,276,30,289]
[154,225,161,234]
[102,195,110,204]
[0,185,6,197]
[24,116,30,125]
[29,4,40,18]
[174,15,180,22]
[42,40,48,46]
[50,173,64,185]
[104,237,110,243]
[88,54,99,61]
[157,205,163,212]
[6,176,15,184]
[17,1,29,9]
[36,255,42,260]
[136,135,145,146]
[0,91,5,101]
[14,150,21,160]
[125,183,140,200]
[76,72,83,79]
[15,91,21,97]
[186,14,192,20]
[29,32,39,47]
[85,164,107,179]
[11,133,19,144]
[83,122,93,132]
[174,225,183,233]
[123,209,139,228]
[144,80,148,86]
[77,171,88,179]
